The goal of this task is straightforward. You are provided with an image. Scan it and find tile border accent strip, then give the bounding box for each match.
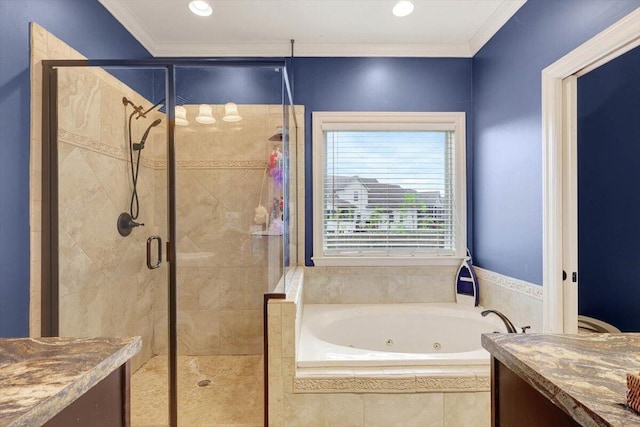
[156,159,268,170]
[59,130,268,170]
[474,267,543,300]
[293,371,489,394]
[59,129,131,163]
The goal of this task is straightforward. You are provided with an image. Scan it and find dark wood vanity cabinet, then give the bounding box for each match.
[491,357,580,427]
[44,362,131,427]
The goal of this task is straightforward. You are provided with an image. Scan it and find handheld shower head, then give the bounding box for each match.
[133,119,162,151]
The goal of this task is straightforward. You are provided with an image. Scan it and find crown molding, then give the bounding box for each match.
[98,0,160,55]
[468,0,527,55]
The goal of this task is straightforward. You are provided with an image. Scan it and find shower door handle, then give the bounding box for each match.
[146,236,163,269]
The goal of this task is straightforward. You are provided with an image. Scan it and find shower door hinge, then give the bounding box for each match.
[572,272,577,283]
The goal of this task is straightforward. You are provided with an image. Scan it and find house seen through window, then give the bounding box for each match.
[312,112,467,265]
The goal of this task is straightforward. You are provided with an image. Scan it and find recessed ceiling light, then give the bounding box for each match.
[392,0,414,17]
[189,0,212,17]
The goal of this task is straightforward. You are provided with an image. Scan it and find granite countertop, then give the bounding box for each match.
[0,336,141,427]
[482,333,640,427]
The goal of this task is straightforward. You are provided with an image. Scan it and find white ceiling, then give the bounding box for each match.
[98,0,526,57]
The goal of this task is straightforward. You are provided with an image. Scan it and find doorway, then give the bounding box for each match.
[541,7,640,333]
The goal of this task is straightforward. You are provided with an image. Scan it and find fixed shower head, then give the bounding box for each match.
[133,119,162,151]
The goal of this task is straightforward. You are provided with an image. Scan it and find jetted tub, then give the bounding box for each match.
[297,303,507,368]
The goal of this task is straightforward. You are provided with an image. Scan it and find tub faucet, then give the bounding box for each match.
[481,309,521,333]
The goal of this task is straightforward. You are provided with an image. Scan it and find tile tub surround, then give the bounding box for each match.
[303,266,458,304]
[0,336,141,427]
[475,267,543,332]
[482,333,640,427]
[267,267,491,427]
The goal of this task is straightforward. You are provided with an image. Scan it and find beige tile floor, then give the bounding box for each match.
[131,355,264,427]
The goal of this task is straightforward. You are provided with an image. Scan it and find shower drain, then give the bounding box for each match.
[197,379,212,387]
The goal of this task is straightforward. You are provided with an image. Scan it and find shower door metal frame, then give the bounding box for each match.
[41,58,290,427]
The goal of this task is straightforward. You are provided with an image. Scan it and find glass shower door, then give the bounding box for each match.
[46,60,294,427]
[51,64,171,426]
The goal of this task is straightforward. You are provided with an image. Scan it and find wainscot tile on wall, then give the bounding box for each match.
[443,391,490,427]
[475,267,543,332]
[364,393,445,427]
[284,393,365,427]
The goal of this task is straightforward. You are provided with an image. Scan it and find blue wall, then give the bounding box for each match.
[577,46,640,332]
[472,0,640,285]
[176,66,283,105]
[291,57,474,265]
[0,0,150,337]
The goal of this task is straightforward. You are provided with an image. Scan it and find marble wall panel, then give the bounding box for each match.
[476,267,543,332]
[177,310,221,355]
[443,391,490,427]
[219,309,263,355]
[284,393,365,427]
[173,105,287,355]
[56,65,164,372]
[364,393,445,427]
[304,266,458,304]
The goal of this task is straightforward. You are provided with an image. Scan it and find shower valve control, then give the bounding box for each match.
[117,212,145,237]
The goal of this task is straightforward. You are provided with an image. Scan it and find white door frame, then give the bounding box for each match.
[542,7,640,332]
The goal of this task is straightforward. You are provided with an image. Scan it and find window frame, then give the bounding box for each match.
[312,111,467,266]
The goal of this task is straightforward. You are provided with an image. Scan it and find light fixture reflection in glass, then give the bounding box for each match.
[222,102,242,122]
[269,126,283,141]
[195,104,216,124]
[175,106,189,126]
[392,0,414,17]
[189,0,213,17]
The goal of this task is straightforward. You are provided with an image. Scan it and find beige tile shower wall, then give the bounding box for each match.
[55,65,166,372]
[304,266,458,304]
[30,25,168,370]
[30,23,87,336]
[162,104,286,356]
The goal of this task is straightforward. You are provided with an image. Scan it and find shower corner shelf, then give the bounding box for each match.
[251,231,283,237]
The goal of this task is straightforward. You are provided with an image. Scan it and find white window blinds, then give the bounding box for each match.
[322,129,456,256]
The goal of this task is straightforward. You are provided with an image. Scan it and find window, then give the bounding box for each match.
[312,112,466,266]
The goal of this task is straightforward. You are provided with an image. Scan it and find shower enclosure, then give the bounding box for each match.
[41,60,296,426]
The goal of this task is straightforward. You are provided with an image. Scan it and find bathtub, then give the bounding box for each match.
[297,303,506,368]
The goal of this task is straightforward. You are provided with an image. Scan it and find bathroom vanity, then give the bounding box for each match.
[0,336,141,427]
[482,333,640,426]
